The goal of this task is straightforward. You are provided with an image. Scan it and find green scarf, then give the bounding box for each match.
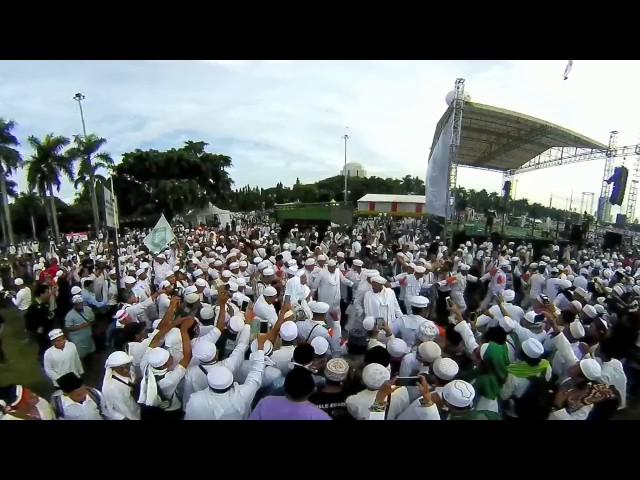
[462,342,510,400]
[507,358,550,379]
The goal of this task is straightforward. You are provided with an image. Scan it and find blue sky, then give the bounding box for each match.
[1,60,639,216]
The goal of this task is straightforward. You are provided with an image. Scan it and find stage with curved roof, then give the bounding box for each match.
[429,102,608,172]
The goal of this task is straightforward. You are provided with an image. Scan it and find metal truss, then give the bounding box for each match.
[447,78,465,219]
[597,132,618,222]
[627,155,640,221]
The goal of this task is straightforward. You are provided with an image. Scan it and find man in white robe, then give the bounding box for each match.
[310,260,353,322]
[101,351,140,420]
[43,329,84,387]
[363,277,403,337]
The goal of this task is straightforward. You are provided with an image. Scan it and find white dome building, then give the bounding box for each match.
[342,162,368,178]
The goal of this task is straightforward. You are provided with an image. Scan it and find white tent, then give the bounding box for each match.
[184,203,232,229]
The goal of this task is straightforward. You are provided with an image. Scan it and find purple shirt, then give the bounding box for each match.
[249,396,332,420]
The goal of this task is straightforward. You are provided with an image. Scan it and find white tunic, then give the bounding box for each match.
[102,372,140,420]
[346,387,410,420]
[363,288,403,327]
[43,341,84,387]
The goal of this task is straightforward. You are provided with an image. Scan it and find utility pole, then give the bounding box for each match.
[342,132,349,203]
[73,92,100,240]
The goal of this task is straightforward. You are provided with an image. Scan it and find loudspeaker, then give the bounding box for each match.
[603,231,623,250]
[616,214,627,225]
[570,224,582,243]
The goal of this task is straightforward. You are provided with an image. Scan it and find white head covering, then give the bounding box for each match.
[362,363,391,390]
[417,341,441,363]
[279,321,298,342]
[521,338,544,359]
[432,357,458,381]
[207,365,234,390]
[579,359,602,381]
[311,336,329,356]
[442,380,475,408]
[387,338,409,358]
[192,341,217,363]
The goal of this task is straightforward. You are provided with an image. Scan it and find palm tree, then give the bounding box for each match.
[25,134,74,241]
[68,134,114,236]
[0,119,23,245]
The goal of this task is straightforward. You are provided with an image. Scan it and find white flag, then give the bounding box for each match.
[143,214,176,254]
[563,60,573,80]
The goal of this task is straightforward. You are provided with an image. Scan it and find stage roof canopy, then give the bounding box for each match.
[429,102,608,172]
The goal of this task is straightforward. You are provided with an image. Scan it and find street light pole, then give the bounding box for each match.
[73,92,100,240]
[342,133,349,203]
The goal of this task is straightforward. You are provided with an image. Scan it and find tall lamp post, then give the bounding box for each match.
[342,133,349,203]
[73,93,100,239]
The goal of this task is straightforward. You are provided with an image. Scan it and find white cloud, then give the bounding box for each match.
[0,60,638,214]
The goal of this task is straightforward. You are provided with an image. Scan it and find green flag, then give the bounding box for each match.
[143,214,176,254]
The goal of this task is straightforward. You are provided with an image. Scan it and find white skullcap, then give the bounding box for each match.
[362,316,376,331]
[529,263,539,269]
[327,259,337,267]
[574,287,589,299]
[498,316,515,332]
[48,329,64,341]
[365,270,380,278]
[594,304,605,315]
[433,357,459,381]
[199,305,215,320]
[229,262,240,270]
[213,260,223,267]
[235,277,246,287]
[195,278,208,288]
[72,295,83,304]
[311,336,329,356]
[193,341,217,363]
[521,338,544,359]
[220,270,232,279]
[410,296,430,308]
[571,300,583,312]
[105,351,134,368]
[184,285,197,296]
[239,261,248,268]
[304,258,316,266]
[418,321,440,342]
[253,257,263,264]
[228,316,245,334]
[372,276,387,285]
[353,259,364,267]
[185,292,200,304]
[318,255,328,261]
[159,280,171,290]
[558,279,572,290]
[582,304,598,319]
[442,380,475,408]
[263,268,275,276]
[156,254,166,259]
[458,264,470,271]
[502,290,516,302]
[309,301,330,314]
[286,266,299,276]
[135,268,145,277]
[569,321,585,339]
[279,321,298,342]
[362,363,391,390]
[228,282,238,292]
[147,348,171,368]
[263,286,277,297]
[250,338,273,356]
[124,276,136,284]
[579,359,602,381]
[414,265,426,274]
[232,292,250,305]
[207,365,234,390]
[192,268,204,277]
[337,252,345,258]
[387,338,409,358]
[14,278,24,286]
[418,341,441,363]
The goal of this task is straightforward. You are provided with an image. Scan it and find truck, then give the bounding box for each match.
[274,201,354,233]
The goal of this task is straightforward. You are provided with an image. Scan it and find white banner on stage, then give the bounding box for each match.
[425,116,453,217]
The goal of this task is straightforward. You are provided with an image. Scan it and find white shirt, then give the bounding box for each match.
[600,358,627,410]
[13,287,32,311]
[43,341,84,387]
[184,351,265,420]
[54,390,105,420]
[346,387,410,420]
[270,344,296,376]
[102,372,140,420]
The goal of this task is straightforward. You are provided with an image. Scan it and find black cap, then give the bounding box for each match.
[57,373,83,393]
[348,328,368,347]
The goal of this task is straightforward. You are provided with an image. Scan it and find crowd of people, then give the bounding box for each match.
[0,216,637,420]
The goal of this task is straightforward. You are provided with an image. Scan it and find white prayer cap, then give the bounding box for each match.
[458,263,470,271]
[498,316,515,332]
[147,348,171,368]
[418,321,440,342]
[529,263,539,269]
[72,295,83,304]
[410,296,430,308]
[185,292,200,304]
[184,285,197,296]
[337,252,345,258]
[48,329,64,341]
[387,338,409,358]
[594,304,605,315]
[353,259,364,267]
[135,268,145,277]
[283,243,290,250]
[207,365,234,390]
[327,259,337,267]
[279,321,298,342]
[521,338,544,359]
[596,296,606,306]
[193,341,217,363]
[195,251,203,258]
[372,276,387,285]
[286,266,299,276]
[569,321,585,339]
[414,265,426,274]
[567,275,575,282]
[156,254,166,259]
[253,257,263,264]
[140,262,150,269]
[263,286,277,297]
[502,290,516,302]
[228,316,244,334]
[105,351,134,368]
[582,304,598,319]
[574,287,589,299]
[14,278,24,286]
[558,279,572,290]
[570,300,583,312]
[263,268,275,276]
[362,316,376,331]
[418,341,441,363]
[362,363,391,390]
[213,260,223,267]
[310,301,330,314]
[318,255,328,261]
[304,258,316,266]
[311,336,329,356]
[124,275,136,285]
[538,261,547,267]
[569,259,577,265]
[235,277,246,287]
[433,357,459,381]
[442,380,475,408]
[579,359,602,381]
[229,262,240,270]
[195,278,208,288]
[239,261,248,268]
[423,262,433,270]
[228,282,238,292]
[250,338,273,356]
[199,305,215,321]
